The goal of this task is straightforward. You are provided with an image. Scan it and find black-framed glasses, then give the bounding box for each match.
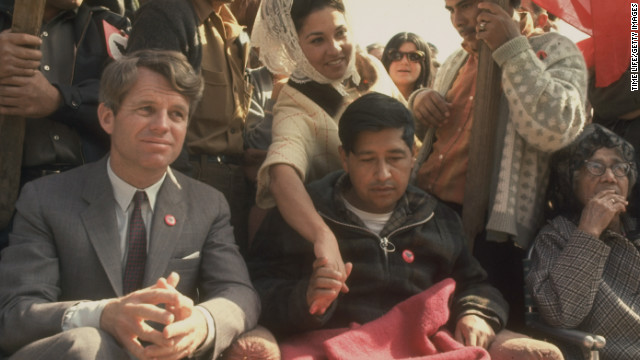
[388,50,425,63]
[583,160,632,177]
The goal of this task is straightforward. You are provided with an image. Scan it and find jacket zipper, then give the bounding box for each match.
[319,211,435,271]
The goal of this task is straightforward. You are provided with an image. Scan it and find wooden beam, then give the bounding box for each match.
[0,0,46,229]
[461,0,510,250]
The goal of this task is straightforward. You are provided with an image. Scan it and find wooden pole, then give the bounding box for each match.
[461,0,510,250]
[0,0,46,229]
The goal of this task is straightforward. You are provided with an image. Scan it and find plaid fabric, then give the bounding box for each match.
[249,171,508,339]
[526,215,640,359]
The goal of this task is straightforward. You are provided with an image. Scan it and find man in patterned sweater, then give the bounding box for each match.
[410,0,587,330]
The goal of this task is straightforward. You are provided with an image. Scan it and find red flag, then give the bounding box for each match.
[102,20,128,60]
[534,0,632,88]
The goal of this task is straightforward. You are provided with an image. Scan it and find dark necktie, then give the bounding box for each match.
[123,191,147,294]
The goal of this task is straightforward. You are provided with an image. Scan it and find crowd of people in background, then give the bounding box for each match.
[0,0,638,359]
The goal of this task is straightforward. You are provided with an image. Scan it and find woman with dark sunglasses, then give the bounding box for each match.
[381,32,432,100]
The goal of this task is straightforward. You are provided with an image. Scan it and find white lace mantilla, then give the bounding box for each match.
[251,0,360,95]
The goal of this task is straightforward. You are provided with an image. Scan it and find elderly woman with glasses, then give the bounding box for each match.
[526,123,640,359]
[381,32,432,100]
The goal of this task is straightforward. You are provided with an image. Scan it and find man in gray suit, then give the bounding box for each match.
[0,50,260,360]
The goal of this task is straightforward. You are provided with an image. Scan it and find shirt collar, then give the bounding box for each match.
[107,157,167,212]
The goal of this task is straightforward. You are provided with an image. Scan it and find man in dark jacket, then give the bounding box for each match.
[0,0,130,251]
[248,92,509,349]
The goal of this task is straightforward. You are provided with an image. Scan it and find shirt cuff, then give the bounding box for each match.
[61,299,110,331]
[190,305,216,357]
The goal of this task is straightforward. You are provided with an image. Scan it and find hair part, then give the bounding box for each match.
[290,0,345,32]
[381,32,432,92]
[100,50,204,117]
[339,92,414,154]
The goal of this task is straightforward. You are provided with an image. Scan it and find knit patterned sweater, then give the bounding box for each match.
[413,33,587,248]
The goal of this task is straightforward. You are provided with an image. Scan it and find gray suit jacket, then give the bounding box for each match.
[0,157,260,357]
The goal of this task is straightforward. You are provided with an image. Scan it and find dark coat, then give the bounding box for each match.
[248,170,508,338]
[0,0,131,164]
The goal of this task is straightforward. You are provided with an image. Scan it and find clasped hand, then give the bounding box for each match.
[100,272,208,360]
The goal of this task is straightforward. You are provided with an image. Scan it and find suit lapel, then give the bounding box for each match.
[80,158,124,296]
[144,174,186,286]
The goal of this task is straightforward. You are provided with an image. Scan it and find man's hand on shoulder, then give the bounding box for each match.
[454,314,496,349]
[307,257,353,316]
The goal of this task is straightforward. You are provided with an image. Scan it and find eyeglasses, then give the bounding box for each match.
[388,50,425,63]
[583,160,632,177]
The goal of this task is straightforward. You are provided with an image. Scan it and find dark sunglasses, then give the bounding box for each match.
[388,50,425,63]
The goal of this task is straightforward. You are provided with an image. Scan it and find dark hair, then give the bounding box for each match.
[339,92,414,154]
[547,124,638,219]
[100,50,204,117]
[290,0,345,32]
[381,32,432,92]
[510,0,521,8]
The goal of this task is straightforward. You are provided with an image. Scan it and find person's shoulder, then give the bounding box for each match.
[528,31,581,55]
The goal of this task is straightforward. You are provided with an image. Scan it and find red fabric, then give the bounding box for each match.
[280,279,489,360]
[533,0,631,87]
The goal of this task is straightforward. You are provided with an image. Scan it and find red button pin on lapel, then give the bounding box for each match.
[402,249,415,264]
[165,215,176,226]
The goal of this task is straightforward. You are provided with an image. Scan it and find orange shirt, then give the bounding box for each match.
[416,54,477,205]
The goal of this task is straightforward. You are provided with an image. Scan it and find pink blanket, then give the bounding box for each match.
[280,278,489,360]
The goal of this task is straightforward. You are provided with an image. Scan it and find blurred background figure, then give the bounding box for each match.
[366,42,384,61]
[381,32,431,100]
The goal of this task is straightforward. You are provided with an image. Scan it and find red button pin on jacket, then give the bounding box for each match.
[165,215,176,226]
[402,249,414,263]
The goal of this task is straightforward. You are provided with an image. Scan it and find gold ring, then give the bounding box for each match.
[479,22,487,31]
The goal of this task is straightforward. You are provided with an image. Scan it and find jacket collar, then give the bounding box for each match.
[309,170,438,235]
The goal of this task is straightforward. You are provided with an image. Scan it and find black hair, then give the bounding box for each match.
[290,0,345,32]
[381,32,432,92]
[339,92,414,154]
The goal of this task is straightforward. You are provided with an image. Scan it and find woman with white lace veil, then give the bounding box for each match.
[251,0,403,315]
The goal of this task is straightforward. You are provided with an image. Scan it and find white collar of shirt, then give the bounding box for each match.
[107,157,166,213]
[342,196,393,235]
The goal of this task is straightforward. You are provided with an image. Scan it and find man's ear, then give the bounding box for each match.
[339,145,349,172]
[98,103,115,135]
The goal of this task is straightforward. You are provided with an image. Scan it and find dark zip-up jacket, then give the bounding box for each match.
[248,171,508,339]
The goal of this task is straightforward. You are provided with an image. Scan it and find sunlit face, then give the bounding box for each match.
[99,67,189,185]
[573,147,630,207]
[340,128,415,214]
[297,7,353,81]
[388,42,422,91]
[445,0,481,50]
